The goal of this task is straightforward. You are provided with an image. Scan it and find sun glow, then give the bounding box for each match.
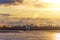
[43,0,60,4]
[54,33,60,40]
[41,0,60,8]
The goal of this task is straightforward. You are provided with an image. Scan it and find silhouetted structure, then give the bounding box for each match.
[0,24,60,31]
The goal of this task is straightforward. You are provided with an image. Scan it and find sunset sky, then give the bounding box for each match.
[0,0,60,19]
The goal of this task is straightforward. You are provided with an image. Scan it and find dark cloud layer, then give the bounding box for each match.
[0,13,12,16]
[0,0,23,4]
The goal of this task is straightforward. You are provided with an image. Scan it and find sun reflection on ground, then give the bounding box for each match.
[54,33,60,40]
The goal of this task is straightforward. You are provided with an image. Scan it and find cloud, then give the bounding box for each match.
[0,13,12,17]
[0,0,47,8]
[0,0,23,4]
